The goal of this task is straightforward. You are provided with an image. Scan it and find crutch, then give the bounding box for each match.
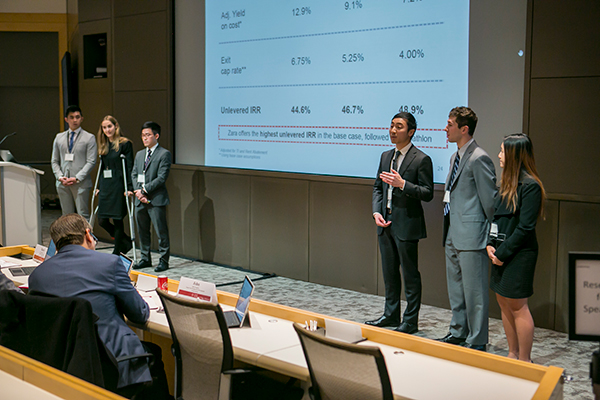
[121,154,138,264]
[88,159,102,228]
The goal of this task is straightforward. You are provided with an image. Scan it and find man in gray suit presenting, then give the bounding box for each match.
[438,107,497,351]
[131,121,172,273]
[366,112,434,334]
[51,105,97,219]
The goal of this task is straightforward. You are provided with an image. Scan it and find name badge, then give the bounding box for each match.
[443,190,450,203]
[490,223,498,236]
[65,153,74,162]
[103,170,112,179]
[137,174,145,185]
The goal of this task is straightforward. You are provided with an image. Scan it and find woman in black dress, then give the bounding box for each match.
[95,115,134,255]
[486,133,546,363]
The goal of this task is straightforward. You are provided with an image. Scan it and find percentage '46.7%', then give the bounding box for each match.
[342,105,364,114]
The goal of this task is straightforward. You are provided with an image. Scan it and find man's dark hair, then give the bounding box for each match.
[449,106,478,136]
[65,105,82,118]
[50,213,92,251]
[142,121,161,136]
[392,112,417,134]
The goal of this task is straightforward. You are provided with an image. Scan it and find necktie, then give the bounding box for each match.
[444,154,461,216]
[386,150,401,211]
[68,131,75,153]
[144,149,152,171]
[392,150,400,171]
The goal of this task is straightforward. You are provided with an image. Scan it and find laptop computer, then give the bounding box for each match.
[119,253,134,275]
[223,275,255,328]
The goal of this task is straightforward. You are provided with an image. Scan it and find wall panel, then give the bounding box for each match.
[250,177,309,280]
[308,181,377,293]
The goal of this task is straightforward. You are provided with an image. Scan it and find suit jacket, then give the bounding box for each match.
[488,174,541,262]
[28,245,152,388]
[131,145,172,207]
[443,140,497,250]
[372,144,434,240]
[0,290,106,388]
[51,128,97,188]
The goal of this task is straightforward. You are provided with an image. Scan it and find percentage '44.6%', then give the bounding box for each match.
[342,105,364,114]
[342,53,364,63]
[398,105,424,114]
[399,49,425,59]
[291,106,311,114]
[345,1,363,10]
[291,56,311,65]
[292,7,311,16]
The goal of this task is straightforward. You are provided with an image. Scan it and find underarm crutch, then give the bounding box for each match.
[89,159,102,228]
[121,154,138,264]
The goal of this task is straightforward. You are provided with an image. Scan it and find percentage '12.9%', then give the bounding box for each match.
[292,7,311,16]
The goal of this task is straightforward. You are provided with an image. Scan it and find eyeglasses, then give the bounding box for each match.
[88,229,99,244]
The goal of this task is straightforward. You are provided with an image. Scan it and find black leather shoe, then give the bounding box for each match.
[133,260,152,270]
[395,322,418,334]
[436,332,466,345]
[364,316,400,328]
[462,343,486,351]
[154,263,169,273]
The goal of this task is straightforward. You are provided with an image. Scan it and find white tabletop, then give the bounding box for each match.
[0,369,63,400]
[0,256,39,287]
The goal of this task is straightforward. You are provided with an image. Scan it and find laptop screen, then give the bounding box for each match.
[119,253,133,274]
[46,240,56,259]
[234,276,255,321]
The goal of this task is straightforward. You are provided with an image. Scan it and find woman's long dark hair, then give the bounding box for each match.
[500,133,546,217]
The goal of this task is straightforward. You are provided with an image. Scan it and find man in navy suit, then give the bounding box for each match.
[131,121,172,273]
[366,112,434,334]
[28,214,169,397]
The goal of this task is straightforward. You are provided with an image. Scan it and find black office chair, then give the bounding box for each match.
[293,322,394,400]
[156,289,251,400]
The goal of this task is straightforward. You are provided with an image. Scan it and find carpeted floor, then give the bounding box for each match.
[42,209,597,399]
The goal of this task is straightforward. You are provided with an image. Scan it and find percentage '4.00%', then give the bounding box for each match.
[399,49,425,59]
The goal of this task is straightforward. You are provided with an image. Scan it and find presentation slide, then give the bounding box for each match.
[205,0,469,182]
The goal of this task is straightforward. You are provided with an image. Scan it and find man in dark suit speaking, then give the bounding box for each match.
[131,121,172,273]
[366,112,434,334]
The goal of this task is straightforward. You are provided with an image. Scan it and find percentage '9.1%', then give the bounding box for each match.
[342,53,364,62]
[345,0,363,10]
[291,56,311,65]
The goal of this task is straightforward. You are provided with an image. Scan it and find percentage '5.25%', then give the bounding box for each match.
[342,53,364,63]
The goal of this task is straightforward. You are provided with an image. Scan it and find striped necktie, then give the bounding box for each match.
[443,154,460,216]
[68,131,75,153]
[144,149,152,171]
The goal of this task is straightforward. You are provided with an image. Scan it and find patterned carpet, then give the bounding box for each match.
[42,209,597,399]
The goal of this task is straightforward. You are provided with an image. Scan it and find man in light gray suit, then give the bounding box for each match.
[438,107,497,351]
[131,121,171,273]
[51,105,97,219]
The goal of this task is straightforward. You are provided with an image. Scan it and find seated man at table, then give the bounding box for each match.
[28,213,170,399]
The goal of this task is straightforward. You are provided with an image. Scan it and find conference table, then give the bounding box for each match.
[0,246,564,400]
[131,271,564,400]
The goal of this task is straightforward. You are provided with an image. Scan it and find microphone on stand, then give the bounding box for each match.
[0,132,17,147]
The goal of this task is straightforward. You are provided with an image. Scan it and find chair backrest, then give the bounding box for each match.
[156,289,234,400]
[293,323,394,400]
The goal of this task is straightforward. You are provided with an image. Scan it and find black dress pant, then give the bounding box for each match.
[378,226,421,325]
